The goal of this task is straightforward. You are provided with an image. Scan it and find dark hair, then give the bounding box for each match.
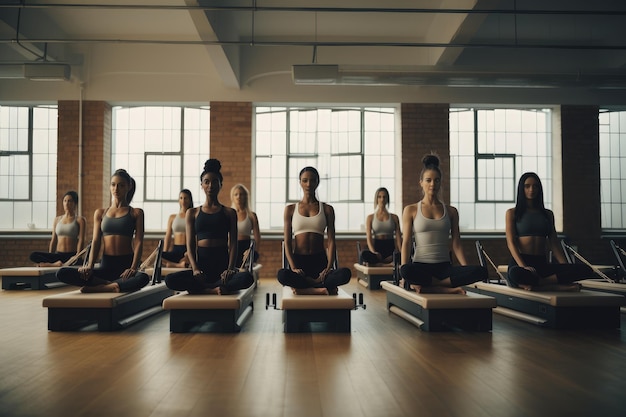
[201,159,223,183]
[420,154,442,180]
[112,169,136,203]
[374,187,390,208]
[63,190,79,204]
[299,166,320,182]
[180,189,193,208]
[514,172,547,221]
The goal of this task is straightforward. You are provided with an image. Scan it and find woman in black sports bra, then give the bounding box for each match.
[505,172,592,290]
[164,159,254,294]
[56,169,149,292]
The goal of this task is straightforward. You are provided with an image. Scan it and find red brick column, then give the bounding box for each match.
[209,101,253,200]
[401,103,451,208]
[561,105,604,262]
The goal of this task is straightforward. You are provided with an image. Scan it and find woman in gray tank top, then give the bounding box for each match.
[399,155,486,293]
[29,190,86,267]
[162,189,193,268]
[56,169,149,292]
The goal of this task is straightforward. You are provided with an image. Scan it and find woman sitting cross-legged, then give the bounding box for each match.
[56,169,149,293]
[399,154,487,294]
[165,159,254,295]
[277,166,351,295]
[505,172,593,291]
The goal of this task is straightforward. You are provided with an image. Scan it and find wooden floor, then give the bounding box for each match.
[1,278,625,417]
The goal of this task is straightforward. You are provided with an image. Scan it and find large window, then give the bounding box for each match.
[450,108,555,231]
[254,106,399,232]
[112,106,210,231]
[0,105,57,230]
[600,109,626,230]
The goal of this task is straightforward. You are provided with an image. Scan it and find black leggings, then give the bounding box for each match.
[165,246,254,293]
[277,252,352,290]
[162,244,186,263]
[507,254,593,287]
[29,251,75,264]
[236,239,259,267]
[400,262,487,288]
[56,254,149,292]
[360,238,396,263]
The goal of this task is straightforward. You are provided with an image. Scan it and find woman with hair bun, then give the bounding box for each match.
[29,190,87,267]
[277,166,352,295]
[165,159,254,294]
[399,154,486,294]
[56,169,149,292]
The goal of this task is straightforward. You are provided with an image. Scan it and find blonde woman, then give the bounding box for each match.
[230,184,261,267]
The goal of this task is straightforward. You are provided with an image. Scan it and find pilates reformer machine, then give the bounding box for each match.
[1,242,92,290]
[561,240,626,311]
[265,242,365,333]
[353,241,395,290]
[42,240,175,331]
[379,246,497,332]
[467,240,624,329]
[162,240,257,333]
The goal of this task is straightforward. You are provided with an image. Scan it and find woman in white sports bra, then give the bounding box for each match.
[230,184,261,268]
[277,166,351,295]
[360,187,401,265]
[29,190,87,267]
[399,154,486,294]
[162,189,193,268]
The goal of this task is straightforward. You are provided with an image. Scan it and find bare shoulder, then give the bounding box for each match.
[402,203,417,217]
[322,202,335,215]
[284,203,296,216]
[447,205,459,215]
[94,208,106,219]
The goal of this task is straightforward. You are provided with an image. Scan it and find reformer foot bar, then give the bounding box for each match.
[381,281,497,332]
[472,241,625,328]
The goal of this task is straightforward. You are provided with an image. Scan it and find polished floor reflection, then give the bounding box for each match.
[1,279,624,417]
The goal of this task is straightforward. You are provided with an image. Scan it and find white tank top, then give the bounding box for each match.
[172,213,186,234]
[371,212,395,236]
[412,202,451,263]
[237,213,253,237]
[292,202,326,236]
